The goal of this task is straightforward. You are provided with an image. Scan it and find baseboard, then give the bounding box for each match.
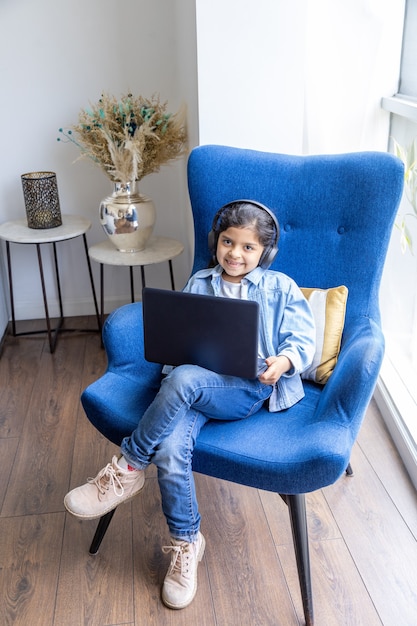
[10,295,140,321]
[0,321,9,356]
[374,369,417,491]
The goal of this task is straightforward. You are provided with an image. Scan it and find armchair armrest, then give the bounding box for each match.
[313,315,384,441]
[81,302,162,445]
[103,302,163,384]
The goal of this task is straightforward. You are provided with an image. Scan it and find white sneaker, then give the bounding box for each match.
[161,532,206,609]
[64,455,145,520]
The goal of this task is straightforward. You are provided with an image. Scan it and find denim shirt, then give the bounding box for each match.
[183,265,316,412]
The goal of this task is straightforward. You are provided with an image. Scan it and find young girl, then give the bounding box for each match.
[64,200,316,610]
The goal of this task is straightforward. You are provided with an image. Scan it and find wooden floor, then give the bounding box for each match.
[1,317,417,626]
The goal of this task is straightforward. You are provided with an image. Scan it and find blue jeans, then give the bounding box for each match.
[121,364,273,542]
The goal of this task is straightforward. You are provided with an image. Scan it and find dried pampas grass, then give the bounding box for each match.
[59,93,188,182]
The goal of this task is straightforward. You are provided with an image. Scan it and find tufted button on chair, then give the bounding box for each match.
[80,145,403,626]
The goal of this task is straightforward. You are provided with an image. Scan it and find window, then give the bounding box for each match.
[379,0,417,488]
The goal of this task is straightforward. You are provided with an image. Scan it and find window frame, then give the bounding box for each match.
[377,0,417,490]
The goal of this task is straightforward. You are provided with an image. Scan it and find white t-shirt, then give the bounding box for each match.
[219,276,266,367]
[219,276,252,300]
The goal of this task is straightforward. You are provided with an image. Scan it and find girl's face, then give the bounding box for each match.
[216,225,264,283]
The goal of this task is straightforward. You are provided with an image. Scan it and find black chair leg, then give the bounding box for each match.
[89,509,117,555]
[345,462,354,476]
[287,494,314,626]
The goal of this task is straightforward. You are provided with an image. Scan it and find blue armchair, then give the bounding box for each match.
[81,146,403,626]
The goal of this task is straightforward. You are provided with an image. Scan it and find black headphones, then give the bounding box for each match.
[208,199,280,269]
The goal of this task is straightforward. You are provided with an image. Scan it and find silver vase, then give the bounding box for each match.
[99,181,156,252]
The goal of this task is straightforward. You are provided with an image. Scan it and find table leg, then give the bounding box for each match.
[100,263,105,331]
[52,242,64,320]
[37,243,60,353]
[2,234,101,353]
[140,265,146,289]
[168,260,176,290]
[82,234,101,331]
[5,241,17,336]
[129,266,135,303]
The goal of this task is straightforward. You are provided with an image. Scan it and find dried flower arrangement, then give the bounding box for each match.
[58,93,187,183]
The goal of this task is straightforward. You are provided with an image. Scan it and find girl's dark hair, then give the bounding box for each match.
[215,201,278,248]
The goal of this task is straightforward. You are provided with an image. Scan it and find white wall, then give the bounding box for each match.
[0,0,198,331]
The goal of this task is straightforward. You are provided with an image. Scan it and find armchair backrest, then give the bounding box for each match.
[188,146,404,329]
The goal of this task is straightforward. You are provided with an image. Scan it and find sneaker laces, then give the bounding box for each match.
[87,461,125,499]
[162,542,191,577]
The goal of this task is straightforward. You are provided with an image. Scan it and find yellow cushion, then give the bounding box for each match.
[300,285,348,384]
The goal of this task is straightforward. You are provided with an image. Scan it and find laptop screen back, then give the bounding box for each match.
[142,288,259,379]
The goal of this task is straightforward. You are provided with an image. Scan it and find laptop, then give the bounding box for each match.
[142,287,260,379]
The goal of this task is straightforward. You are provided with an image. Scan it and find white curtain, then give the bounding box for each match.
[303,0,405,154]
[196,0,405,155]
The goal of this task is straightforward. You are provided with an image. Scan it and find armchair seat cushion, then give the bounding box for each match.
[193,382,350,494]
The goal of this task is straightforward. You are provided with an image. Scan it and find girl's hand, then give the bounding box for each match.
[259,355,292,385]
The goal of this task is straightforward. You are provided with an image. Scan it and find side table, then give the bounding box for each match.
[0,215,101,353]
[88,236,184,328]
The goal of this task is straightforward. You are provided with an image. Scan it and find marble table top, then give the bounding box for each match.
[88,237,184,266]
[0,215,91,243]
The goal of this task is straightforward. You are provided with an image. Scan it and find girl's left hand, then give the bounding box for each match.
[258,355,292,385]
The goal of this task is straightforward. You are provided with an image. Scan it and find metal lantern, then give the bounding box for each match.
[21,171,62,229]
